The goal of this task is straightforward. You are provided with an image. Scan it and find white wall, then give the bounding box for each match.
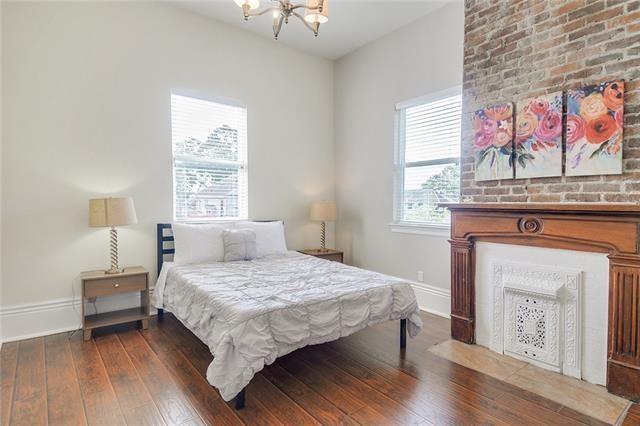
[333,3,464,314]
[0,0,4,346]
[1,1,334,338]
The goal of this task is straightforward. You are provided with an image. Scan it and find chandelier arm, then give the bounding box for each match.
[291,11,317,34]
[247,7,281,17]
[273,13,285,38]
[289,3,318,11]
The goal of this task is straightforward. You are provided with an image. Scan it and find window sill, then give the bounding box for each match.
[389,222,451,238]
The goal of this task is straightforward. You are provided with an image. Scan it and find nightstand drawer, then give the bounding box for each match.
[84,274,146,298]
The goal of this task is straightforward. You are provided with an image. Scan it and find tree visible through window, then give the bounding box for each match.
[394,89,462,225]
[171,94,248,221]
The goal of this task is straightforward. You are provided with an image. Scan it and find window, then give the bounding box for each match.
[393,87,462,227]
[171,93,248,221]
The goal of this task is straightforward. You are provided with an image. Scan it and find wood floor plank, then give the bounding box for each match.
[69,334,126,426]
[312,344,501,425]
[116,329,205,425]
[249,373,320,425]
[261,363,358,425]
[276,355,366,415]
[1,342,19,426]
[157,317,212,375]
[323,340,557,425]
[294,349,429,425]
[622,404,640,426]
[94,334,165,425]
[44,333,87,426]
[141,324,244,425]
[12,338,48,425]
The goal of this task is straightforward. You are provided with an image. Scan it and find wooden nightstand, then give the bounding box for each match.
[81,266,150,341]
[298,249,344,263]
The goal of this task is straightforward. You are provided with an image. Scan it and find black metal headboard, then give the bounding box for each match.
[156,221,283,275]
[157,223,175,276]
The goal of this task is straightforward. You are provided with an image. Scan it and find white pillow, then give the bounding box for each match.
[223,229,257,261]
[172,223,229,265]
[234,221,287,257]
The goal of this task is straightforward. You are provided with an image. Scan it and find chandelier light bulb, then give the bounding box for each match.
[234,0,260,10]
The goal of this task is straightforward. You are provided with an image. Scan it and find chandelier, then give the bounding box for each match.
[234,0,329,40]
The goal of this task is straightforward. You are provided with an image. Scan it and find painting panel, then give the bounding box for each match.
[565,80,623,177]
[515,92,563,178]
[474,103,514,181]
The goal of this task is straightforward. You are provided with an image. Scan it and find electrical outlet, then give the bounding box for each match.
[417,271,424,282]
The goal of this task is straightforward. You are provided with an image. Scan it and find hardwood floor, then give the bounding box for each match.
[0,312,634,425]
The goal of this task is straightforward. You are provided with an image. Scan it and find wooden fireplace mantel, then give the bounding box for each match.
[440,202,640,401]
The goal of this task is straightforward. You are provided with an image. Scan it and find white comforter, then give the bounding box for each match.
[153,251,423,401]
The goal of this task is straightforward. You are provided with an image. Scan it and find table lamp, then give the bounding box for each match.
[310,201,336,251]
[89,197,138,274]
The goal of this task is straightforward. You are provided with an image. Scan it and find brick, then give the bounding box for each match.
[567,1,604,21]
[590,5,624,22]
[484,187,510,195]
[582,182,621,192]
[550,62,579,76]
[568,22,606,41]
[529,194,562,202]
[499,195,529,202]
[608,11,640,28]
[525,185,545,194]
[552,0,586,17]
[472,195,499,202]
[564,193,602,202]
[548,183,580,193]
[586,52,623,66]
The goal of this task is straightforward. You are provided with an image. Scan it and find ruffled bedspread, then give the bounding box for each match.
[153,252,423,401]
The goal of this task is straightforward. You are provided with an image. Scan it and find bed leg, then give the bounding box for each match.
[157,308,164,319]
[235,388,245,410]
[400,319,407,349]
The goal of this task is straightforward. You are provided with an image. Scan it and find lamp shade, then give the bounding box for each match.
[305,0,329,24]
[310,202,336,222]
[89,197,138,227]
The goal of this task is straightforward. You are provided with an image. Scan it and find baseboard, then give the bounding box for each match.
[0,291,156,343]
[410,281,451,318]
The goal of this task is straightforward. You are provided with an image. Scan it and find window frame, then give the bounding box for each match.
[391,86,462,234]
[171,90,249,223]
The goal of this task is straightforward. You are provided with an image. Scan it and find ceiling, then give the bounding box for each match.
[170,0,454,59]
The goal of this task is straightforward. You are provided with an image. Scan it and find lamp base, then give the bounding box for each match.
[105,267,124,275]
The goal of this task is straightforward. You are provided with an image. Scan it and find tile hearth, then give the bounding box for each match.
[429,340,630,425]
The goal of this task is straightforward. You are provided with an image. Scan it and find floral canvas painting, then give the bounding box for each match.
[473,103,514,181]
[515,92,563,179]
[566,80,624,177]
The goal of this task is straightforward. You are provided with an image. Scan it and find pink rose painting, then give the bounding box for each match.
[474,103,514,181]
[566,81,623,176]
[515,92,563,178]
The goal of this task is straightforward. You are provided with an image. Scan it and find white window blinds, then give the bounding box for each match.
[394,88,462,225]
[171,93,248,221]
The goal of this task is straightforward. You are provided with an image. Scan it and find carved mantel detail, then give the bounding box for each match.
[440,203,640,401]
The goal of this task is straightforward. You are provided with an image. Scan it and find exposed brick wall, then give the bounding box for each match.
[461,0,640,203]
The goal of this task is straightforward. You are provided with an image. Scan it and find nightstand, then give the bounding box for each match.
[81,266,150,341]
[298,249,344,263]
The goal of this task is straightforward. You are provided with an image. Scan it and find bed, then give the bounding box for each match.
[153,223,423,409]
